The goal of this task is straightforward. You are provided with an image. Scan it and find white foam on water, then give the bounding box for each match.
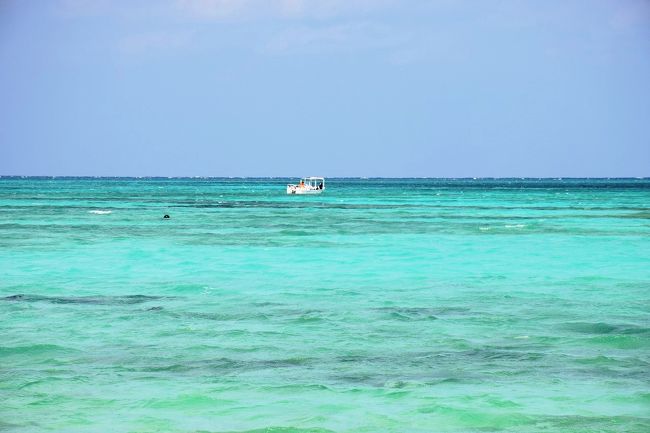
[505,224,526,228]
[88,210,112,215]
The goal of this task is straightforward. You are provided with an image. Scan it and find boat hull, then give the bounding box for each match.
[287,185,323,195]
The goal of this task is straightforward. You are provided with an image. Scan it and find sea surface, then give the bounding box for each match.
[1,177,649,433]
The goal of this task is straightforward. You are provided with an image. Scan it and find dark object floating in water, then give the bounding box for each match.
[163,214,170,219]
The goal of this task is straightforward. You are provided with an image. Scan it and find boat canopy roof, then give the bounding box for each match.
[301,177,324,181]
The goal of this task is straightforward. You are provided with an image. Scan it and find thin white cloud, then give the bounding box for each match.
[57,0,113,17]
[175,0,252,20]
[264,22,404,54]
[175,0,394,20]
[119,30,195,55]
[57,0,171,20]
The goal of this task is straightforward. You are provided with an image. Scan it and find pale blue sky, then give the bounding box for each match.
[1,0,649,177]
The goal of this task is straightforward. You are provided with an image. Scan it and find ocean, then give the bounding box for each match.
[1,177,649,432]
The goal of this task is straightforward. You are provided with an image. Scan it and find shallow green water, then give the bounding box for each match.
[1,178,649,432]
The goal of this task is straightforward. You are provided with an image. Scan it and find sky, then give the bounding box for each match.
[1,0,649,177]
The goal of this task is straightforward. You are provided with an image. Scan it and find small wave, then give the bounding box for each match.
[505,224,526,229]
[0,344,78,357]
[563,322,649,336]
[2,294,171,305]
[88,210,112,215]
[377,307,439,321]
[563,322,618,335]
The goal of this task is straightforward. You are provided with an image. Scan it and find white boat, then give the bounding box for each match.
[287,177,325,194]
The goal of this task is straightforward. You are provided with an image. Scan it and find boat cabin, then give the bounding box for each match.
[301,177,325,190]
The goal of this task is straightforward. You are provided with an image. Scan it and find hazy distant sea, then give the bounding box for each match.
[1,178,649,432]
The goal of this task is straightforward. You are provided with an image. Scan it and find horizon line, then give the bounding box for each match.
[1,176,649,180]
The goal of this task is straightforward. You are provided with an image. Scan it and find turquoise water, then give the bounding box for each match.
[1,178,649,432]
